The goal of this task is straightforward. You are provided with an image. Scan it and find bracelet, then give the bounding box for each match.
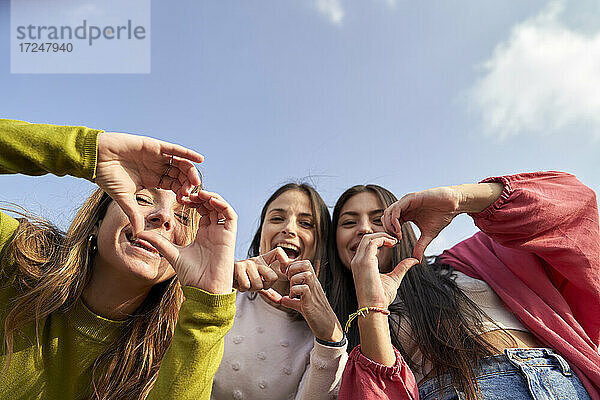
[344,306,390,332]
[315,331,347,348]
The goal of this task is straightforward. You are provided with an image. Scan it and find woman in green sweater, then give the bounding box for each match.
[0,119,237,400]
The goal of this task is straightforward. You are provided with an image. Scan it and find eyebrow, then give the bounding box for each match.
[340,209,384,218]
[267,208,313,218]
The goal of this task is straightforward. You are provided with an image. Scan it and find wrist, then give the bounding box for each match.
[316,331,347,347]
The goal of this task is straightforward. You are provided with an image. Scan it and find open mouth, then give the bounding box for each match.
[126,233,160,256]
[274,242,301,260]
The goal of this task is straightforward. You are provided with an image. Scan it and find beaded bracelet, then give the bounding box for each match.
[344,306,390,332]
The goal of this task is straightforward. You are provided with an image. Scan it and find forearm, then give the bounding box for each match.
[296,340,349,400]
[357,313,396,366]
[454,182,504,214]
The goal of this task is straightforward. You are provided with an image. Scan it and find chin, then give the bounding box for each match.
[123,259,175,285]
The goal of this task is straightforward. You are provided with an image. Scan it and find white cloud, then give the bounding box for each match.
[467,0,600,140]
[312,0,397,26]
[314,0,344,25]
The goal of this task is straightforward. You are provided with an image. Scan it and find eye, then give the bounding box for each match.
[340,220,356,227]
[175,212,190,225]
[269,216,284,223]
[372,218,383,226]
[299,220,314,228]
[136,195,152,205]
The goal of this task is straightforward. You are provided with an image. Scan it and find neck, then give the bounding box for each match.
[82,263,151,320]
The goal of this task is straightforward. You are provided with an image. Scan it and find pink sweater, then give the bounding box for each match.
[338,171,600,400]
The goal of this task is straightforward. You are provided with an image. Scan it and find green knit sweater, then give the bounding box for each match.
[0,119,236,399]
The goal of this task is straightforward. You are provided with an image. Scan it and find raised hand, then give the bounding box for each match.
[261,260,344,342]
[351,232,420,308]
[95,131,204,235]
[381,187,462,261]
[234,248,290,292]
[136,190,237,294]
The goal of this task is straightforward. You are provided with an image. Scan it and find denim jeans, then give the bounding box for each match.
[418,348,591,400]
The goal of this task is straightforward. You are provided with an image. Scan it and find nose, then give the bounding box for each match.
[356,217,373,237]
[281,218,298,237]
[146,206,173,231]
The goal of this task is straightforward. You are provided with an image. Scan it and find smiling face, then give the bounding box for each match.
[94,188,192,287]
[259,189,317,272]
[336,191,394,273]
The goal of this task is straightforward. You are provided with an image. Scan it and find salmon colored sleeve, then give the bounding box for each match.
[338,345,418,400]
[468,171,599,341]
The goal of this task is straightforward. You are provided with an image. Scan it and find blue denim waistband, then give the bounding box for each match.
[418,348,576,398]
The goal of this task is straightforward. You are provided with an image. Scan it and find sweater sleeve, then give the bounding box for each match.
[0,118,101,264]
[295,339,349,400]
[0,119,100,180]
[338,345,418,400]
[147,286,236,400]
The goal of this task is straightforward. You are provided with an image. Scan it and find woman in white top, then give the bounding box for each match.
[212,183,348,400]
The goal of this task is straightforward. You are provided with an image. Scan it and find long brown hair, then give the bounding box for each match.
[248,183,330,272]
[2,188,199,399]
[323,184,500,400]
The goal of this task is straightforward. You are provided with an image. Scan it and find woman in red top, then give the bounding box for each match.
[319,172,600,400]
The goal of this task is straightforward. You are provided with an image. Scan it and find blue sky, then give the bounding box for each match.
[1,0,599,258]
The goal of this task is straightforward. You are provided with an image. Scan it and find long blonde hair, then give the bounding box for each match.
[3,188,199,399]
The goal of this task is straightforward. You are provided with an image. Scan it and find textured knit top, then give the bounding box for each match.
[212,291,348,400]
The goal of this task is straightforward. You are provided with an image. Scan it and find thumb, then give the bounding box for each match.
[259,288,283,303]
[136,231,180,267]
[413,234,435,262]
[387,257,420,285]
[117,196,145,236]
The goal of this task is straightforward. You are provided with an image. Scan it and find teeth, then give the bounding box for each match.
[276,243,300,252]
[128,236,158,254]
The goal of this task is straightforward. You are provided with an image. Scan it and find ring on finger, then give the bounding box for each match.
[157,155,174,188]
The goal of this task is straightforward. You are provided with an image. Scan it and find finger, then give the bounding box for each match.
[286,260,314,278]
[246,264,264,291]
[116,196,144,236]
[158,142,204,164]
[135,230,180,267]
[171,157,202,186]
[413,234,435,262]
[208,197,237,229]
[289,284,310,299]
[259,288,282,303]
[279,296,302,312]
[392,218,403,239]
[289,271,313,287]
[382,206,394,234]
[234,263,251,291]
[387,257,420,285]
[262,247,291,269]
[356,232,397,257]
[189,190,224,202]
[256,264,278,289]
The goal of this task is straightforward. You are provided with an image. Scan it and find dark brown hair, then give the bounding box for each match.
[248,183,330,273]
[323,184,499,400]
